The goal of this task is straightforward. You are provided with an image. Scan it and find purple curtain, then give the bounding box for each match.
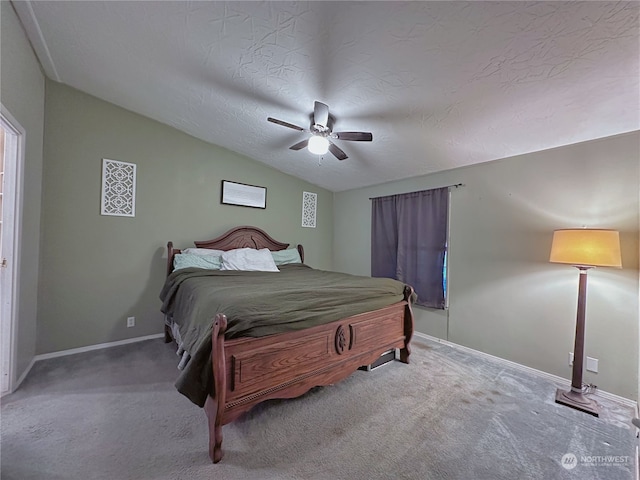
[371,187,449,308]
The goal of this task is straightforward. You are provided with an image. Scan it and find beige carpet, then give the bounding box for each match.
[1,338,636,480]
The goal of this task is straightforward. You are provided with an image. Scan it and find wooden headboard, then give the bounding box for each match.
[166,226,305,276]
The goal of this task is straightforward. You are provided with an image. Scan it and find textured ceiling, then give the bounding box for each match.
[14,1,640,192]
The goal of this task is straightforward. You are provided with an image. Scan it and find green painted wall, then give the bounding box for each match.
[39,80,333,354]
[334,132,639,400]
[1,2,45,380]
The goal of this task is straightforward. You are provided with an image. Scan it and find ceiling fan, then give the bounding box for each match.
[267,101,373,160]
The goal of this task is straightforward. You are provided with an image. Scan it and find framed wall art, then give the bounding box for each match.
[302,191,317,228]
[100,158,136,217]
[221,180,267,209]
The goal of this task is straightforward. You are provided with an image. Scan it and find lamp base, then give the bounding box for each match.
[555,388,600,417]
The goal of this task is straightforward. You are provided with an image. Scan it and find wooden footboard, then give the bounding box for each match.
[205,286,414,463]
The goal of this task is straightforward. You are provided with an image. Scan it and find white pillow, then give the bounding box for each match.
[221,248,279,272]
[182,248,225,256]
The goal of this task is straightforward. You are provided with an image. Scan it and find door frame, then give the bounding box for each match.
[1,104,25,396]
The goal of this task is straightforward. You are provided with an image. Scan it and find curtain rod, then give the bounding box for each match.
[369,183,464,200]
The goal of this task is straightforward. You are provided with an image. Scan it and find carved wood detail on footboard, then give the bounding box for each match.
[204,287,414,464]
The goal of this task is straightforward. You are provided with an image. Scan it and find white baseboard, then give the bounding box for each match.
[15,356,36,388]
[413,332,638,410]
[34,333,165,361]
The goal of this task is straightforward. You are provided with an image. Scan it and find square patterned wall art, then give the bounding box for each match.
[302,191,317,228]
[100,158,137,217]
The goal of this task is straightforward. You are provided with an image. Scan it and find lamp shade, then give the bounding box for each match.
[549,229,622,268]
[308,135,329,155]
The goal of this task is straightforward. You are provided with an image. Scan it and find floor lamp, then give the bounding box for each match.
[549,229,622,417]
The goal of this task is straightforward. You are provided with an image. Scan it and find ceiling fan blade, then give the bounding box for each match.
[334,131,373,142]
[289,139,309,151]
[314,101,329,128]
[268,117,305,131]
[328,142,348,161]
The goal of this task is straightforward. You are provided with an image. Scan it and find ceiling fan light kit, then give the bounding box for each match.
[308,136,329,155]
[267,101,373,161]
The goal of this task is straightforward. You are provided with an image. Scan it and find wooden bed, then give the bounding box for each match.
[165,226,414,463]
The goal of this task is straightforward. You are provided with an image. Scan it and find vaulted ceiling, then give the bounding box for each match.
[13,1,639,191]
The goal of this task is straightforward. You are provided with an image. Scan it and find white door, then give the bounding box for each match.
[0,107,24,396]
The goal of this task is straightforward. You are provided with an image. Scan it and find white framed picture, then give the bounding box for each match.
[101,158,137,217]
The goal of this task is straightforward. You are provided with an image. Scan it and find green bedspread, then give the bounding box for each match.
[159,264,410,407]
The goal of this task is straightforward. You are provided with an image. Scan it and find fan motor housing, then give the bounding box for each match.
[311,124,330,136]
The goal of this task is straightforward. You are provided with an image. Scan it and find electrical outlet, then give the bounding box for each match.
[568,353,598,373]
[127,316,135,328]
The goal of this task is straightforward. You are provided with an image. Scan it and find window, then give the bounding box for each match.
[371,187,449,309]
[442,247,448,297]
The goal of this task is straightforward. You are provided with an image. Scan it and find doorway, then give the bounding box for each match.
[1,107,24,396]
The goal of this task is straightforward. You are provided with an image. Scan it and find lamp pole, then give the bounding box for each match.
[571,267,588,392]
[555,266,599,416]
